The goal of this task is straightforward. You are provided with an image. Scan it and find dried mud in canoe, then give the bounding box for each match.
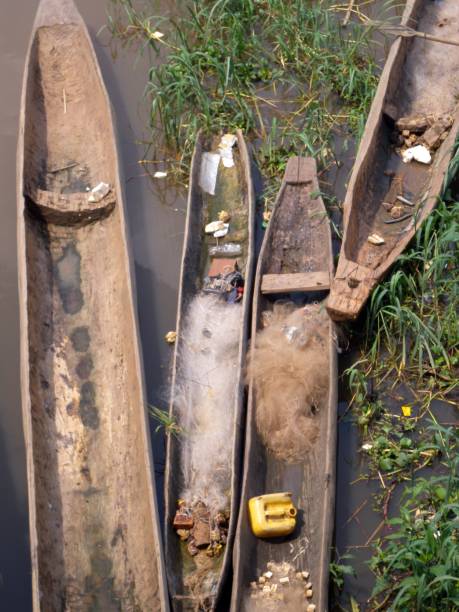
[328,0,459,320]
[232,158,337,612]
[17,1,167,609]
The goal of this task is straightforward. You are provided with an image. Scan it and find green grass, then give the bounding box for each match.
[368,422,459,611]
[107,0,390,202]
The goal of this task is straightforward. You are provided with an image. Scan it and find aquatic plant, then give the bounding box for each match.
[107,0,388,200]
[368,422,459,611]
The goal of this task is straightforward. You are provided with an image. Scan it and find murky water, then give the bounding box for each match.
[1,1,451,611]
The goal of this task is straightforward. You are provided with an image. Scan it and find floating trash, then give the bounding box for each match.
[165,331,177,344]
[154,171,168,178]
[401,405,412,417]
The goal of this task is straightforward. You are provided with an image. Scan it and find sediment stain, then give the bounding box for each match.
[55,243,84,314]
[70,326,91,352]
[79,381,99,429]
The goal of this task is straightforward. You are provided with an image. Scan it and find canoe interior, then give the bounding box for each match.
[165,132,253,610]
[20,18,163,610]
[232,158,337,611]
[344,0,459,269]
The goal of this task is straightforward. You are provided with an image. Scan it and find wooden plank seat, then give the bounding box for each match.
[261,270,330,294]
[25,185,116,225]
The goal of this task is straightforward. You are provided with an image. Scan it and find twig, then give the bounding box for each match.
[365,20,459,48]
[342,0,355,27]
[344,498,368,526]
[364,519,385,546]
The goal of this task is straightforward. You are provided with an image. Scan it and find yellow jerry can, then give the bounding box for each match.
[248,492,297,538]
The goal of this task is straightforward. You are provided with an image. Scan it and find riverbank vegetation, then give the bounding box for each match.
[107,1,458,609]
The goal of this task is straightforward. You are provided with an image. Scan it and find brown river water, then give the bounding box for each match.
[0,1,454,610]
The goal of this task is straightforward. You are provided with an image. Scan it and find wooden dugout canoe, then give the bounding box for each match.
[327,0,459,320]
[164,130,255,610]
[231,157,337,611]
[17,0,168,609]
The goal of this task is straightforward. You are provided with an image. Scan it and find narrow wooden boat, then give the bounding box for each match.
[327,0,459,320]
[231,157,337,611]
[164,130,255,610]
[17,0,168,609]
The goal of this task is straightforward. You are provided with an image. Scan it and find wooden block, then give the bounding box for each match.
[284,156,316,185]
[261,271,330,294]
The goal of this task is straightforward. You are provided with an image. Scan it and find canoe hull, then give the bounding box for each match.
[17,1,168,609]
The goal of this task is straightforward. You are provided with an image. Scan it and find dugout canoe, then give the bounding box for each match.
[164,130,255,610]
[231,157,337,611]
[327,0,459,320]
[17,0,168,609]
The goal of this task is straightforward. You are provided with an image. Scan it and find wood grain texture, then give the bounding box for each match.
[327,0,459,320]
[17,0,168,609]
[261,271,330,294]
[231,157,337,612]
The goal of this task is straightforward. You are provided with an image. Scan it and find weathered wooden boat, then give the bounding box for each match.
[231,157,337,611]
[164,130,255,610]
[17,0,168,609]
[327,0,459,320]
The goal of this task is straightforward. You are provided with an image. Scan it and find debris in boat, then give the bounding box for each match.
[208,258,237,278]
[382,201,394,212]
[389,204,404,219]
[87,181,110,202]
[173,499,229,557]
[153,170,168,178]
[248,492,297,538]
[218,133,237,168]
[247,303,328,462]
[249,561,315,610]
[396,195,414,206]
[213,224,229,238]
[262,210,272,229]
[199,152,220,195]
[384,213,413,225]
[421,114,453,150]
[218,210,231,223]
[307,605,316,612]
[165,331,177,344]
[396,114,433,133]
[402,144,432,165]
[209,243,242,258]
[203,268,244,302]
[367,233,385,245]
[205,220,226,234]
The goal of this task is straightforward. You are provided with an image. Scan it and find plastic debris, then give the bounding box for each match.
[362,443,373,451]
[306,589,313,598]
[279,577,290,584]
[401,405,412,417]
[199,152,220,195]
[367,233,385,245]
[301,571,310,580]
[213,223,229,238]
[307,605,316,612]
[218,133,237,168]
[402,145,432,165]
[165,331,177,344]
[209,243,242,258]
[153,171,167,178]
[205,220,226,234]
[264,571,273,579]
[88,182,110,203]
[396,195,414,206]
[218,210,231,223]
[151,31,164,40]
